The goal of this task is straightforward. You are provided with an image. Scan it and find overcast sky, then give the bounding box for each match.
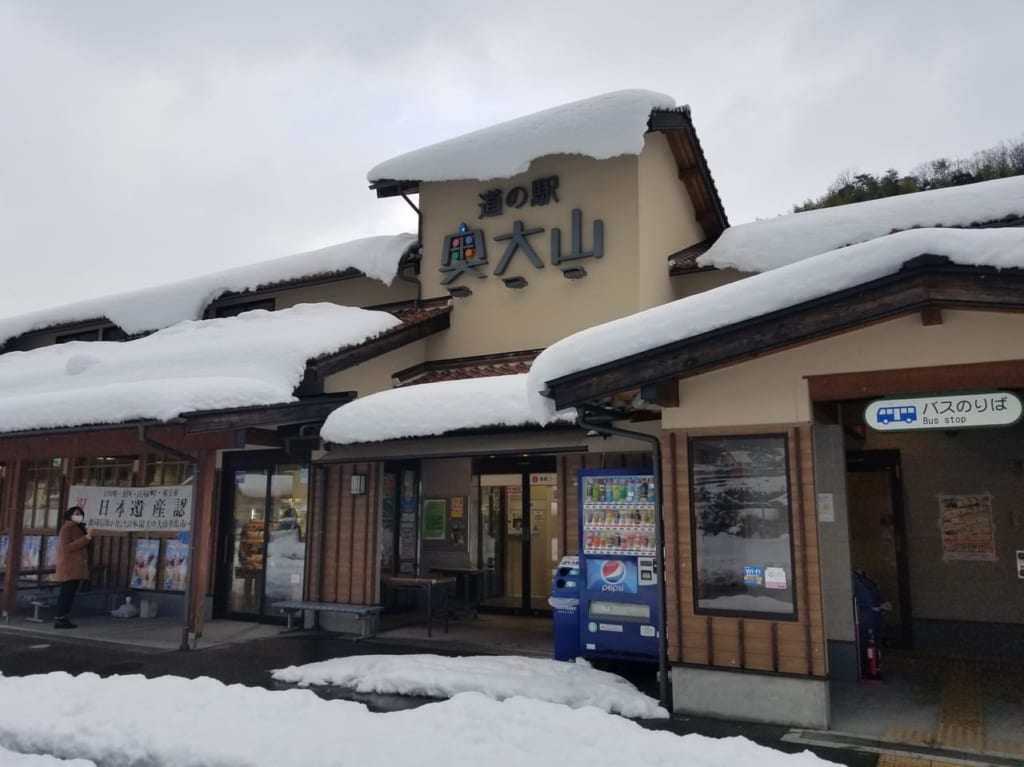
[2,1,1022,316]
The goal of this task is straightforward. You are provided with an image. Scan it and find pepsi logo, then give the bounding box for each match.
[600,560,626,584]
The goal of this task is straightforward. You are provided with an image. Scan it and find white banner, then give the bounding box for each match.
[69,485,194,532]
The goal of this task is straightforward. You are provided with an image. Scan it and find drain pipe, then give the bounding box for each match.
[138,425,199,652]
[396,260,422,309]
[577,407,671,712]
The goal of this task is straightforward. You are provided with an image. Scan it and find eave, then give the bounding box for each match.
[544,261,1024,411]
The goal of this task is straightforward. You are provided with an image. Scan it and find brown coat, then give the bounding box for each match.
[55,520,90,582]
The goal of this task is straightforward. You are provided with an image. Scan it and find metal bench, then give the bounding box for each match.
[271,600,382,635]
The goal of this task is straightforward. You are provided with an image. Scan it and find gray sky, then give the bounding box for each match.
[2,0,1022,316]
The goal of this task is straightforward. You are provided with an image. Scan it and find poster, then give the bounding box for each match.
[938,494,997,562]
[0,535,8,571]
[43,536,59,581]
[422,499,447,541]
[163,539,189,592]
[131,538,161,590]
[20,535,42,571]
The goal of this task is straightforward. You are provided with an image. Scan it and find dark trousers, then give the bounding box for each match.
[55,580,81,618]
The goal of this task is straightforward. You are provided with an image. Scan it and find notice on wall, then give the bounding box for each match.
[816,493,836,523]
[422,499,447,541]
[70,485,193,532]
[938,493,997,562]
[1016,550,1024,580]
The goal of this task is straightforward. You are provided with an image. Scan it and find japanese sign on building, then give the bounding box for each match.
[938,493,997,562]
[441,174,605,287]
[865,392,1022,432]
[69,485,194,532]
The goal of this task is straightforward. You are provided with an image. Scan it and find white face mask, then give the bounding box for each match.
[71,514,84,524]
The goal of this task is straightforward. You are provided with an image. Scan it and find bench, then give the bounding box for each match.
[270,600,382,635]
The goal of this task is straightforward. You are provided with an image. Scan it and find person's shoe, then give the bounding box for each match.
[53,617,76,629]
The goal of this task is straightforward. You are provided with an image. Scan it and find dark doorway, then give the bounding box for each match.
[846,449,913,648]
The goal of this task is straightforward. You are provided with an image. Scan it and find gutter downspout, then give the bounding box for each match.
[138,425,199,652]
[577,408,671,713]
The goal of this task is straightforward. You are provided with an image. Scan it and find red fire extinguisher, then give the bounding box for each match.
[865,629,880,680]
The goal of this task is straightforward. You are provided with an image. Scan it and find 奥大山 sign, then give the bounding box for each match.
[69,485,194,532]
[865,392,1022,432]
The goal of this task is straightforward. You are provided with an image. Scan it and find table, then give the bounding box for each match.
[381,575,455,637]
[428,567,486,618]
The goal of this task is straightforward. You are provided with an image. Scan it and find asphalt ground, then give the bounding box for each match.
[0,630,877,767]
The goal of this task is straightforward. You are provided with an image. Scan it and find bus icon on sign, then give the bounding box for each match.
[876,405,917,425]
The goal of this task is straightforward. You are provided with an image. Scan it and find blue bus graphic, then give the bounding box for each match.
[876,405,917,425]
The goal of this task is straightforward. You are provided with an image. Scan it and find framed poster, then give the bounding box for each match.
[43,536,59,582]
[163,539,189,592]
[689,434,797,619]
[422,499,447,541]
[20,535,42,571]
[939,493,996,561]
[131,538,160,590]
[0,534,8,572]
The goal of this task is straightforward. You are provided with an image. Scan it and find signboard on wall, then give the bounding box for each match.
[69,485,193,532]
[865,392,1022,432]
[939,493,997,562]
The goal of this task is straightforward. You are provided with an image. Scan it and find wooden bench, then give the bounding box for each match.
[271,600,382,635]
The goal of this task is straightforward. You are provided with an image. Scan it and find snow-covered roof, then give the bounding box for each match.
[0,303,399,434]
[529,227,1024,421]
[0,233,417,348]
[367,90,675,184]
[700,175,1024,273]
[321,374,575,445]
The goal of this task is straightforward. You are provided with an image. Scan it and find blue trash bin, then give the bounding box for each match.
[549,556,581,661]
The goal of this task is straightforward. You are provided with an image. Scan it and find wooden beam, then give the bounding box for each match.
[640,379,680,407]
[182,395,354,434]
[546,268,1024,410]
[807,359,1024,401]
[920,306,943,326]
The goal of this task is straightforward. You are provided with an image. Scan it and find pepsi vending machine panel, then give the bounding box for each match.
[578,469,659,661]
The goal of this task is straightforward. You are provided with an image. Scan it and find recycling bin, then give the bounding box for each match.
[549,555,581,661]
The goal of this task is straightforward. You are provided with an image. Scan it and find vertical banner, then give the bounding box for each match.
[163,539,190,592]
[131,539,160,590]
[938,493,997,562]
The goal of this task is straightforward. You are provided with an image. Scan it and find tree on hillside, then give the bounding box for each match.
[794,135,1024,212]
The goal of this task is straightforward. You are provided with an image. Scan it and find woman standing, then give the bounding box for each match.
[54,506,93,629]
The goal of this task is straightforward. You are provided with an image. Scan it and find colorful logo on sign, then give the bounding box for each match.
[586,558,638,594]
[743,566,764,586]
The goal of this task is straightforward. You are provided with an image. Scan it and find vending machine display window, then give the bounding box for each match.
[688,434,797,620]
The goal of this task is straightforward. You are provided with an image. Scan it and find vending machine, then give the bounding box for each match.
[578,468,659,661]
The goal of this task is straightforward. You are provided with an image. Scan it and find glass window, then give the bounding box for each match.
[22,460,64,531]
[689,434,796,619]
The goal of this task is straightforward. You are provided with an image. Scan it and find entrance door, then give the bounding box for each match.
[219,459,309,619]
[846,450,913,647]
[479,462,558,613]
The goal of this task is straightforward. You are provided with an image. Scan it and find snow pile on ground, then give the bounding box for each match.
[321,374,575,444]
[368,90,675,183]
[0,303,398,433]
[700,174,1024,273]
[0,673,837,767]
[273,654,665,719]
[0,233,416,347]
[529,227,1024,420]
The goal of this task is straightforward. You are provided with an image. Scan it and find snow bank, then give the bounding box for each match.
[368,90,675,183]
[321,374,575,444]
[272,654,666,719]
[0,745,94,766]
[529,227,1024,421]
[0,673,838,767]
[700,175,1024,273]
[0,234,416,347]
[0,303,399,433]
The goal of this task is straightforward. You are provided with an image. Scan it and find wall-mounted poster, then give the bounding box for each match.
[20,535,42,571]
[422,499,447,541]
[163,539,189,592]
[0,535,8,572]
[43,536,59,582]
[939,493,997,562]
[131,538,160,590]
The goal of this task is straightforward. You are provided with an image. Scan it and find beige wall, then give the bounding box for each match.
[323,342,427,397]
[670,266,743,302]
[663,310,1024,430]
[637,133,705,309]
[270,276,416,310]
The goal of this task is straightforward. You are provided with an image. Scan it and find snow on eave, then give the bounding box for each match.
[699,175,1024,273]
[321,374,575,445]
[529,227,1024,422]
[367,90,675,185]
[0,233,418,348]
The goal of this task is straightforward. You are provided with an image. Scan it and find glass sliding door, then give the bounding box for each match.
[222,460,310,619]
